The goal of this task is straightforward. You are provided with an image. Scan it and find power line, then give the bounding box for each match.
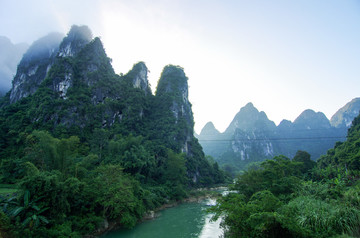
[198,136,347,142]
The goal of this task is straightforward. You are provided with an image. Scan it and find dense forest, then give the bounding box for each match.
[1,25,359,238]
[0,26,228,237]
[210,112,360,237]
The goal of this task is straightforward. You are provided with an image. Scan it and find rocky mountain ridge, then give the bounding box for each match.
[330,98,360,128]
[1,25,213,185]
[198,100,359,172]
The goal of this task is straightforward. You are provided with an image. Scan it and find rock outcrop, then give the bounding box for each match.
[198,101,357,171]
[57,25,92,58]
[1,25,220,189]
[330,98,360,128]
[156,65,194,154]
[9,26,94,104]
[125,62,151,95]
[9,32,63,103]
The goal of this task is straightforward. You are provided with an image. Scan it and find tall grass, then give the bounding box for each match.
[285,196,360,237]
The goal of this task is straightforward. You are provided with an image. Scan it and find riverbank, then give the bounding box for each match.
[101,196,224,238]
[92,187,225,237]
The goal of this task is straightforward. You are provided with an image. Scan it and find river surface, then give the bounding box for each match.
[102,199,223,238]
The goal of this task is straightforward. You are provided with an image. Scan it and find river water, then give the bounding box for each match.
[102,198,223,238]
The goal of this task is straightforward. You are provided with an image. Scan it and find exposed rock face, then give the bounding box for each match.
[198,101,356,171]
[330,98,360,128]
[9,26,94,104]
[198,103,278,167]
[58,25,92,58]
[44,26,94,99]
[0,36,28,95]
[9,32,63,103]
[125,62,151,95]
[1,25,216,188]
[156,65,194,154]
[226,103,277,161]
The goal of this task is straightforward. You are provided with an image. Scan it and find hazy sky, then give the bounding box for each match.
[1,0,360,133]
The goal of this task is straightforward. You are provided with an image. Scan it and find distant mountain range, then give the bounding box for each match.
[0,36,28,95]
[197,98,360,173]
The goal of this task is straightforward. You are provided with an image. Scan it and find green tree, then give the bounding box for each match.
[89,128,109,161]
[106,135,155,181]
[11,190,49,229]
[163,150,188,199]
[292,150,316,175]
[92,164,145,228]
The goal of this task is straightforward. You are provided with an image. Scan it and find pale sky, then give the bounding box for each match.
[1,0,360,133]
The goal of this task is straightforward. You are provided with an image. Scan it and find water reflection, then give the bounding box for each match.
[199,213,223,238]
[103,198,223,238]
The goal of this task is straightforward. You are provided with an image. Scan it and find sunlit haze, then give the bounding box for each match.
[1,0,360,133]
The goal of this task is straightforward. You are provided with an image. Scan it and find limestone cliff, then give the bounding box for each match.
[125,62,151,95]
[9,26,93,104]
[1,25,218,187]
[155,65,194,154]
[9,32,63,103]
[198,102,352,172]
[330,98,360,128]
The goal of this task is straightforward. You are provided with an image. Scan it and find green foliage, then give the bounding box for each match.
[318,114,360,170]
[0,211,15,238]
[283,196,360,237]
[293,150,316,176]
[234,155,302,200]
[212,135,360,238]
[210,191,293,238]
[106,135,155,182]
[23,131,80,175]
[92,164,145,228]
[0,33,228,237]
[10,190,49,229]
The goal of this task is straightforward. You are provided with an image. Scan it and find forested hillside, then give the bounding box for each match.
[211,112,360,237]
[0,25,227,237]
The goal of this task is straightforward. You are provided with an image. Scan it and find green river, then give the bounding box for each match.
[102,198,223,238]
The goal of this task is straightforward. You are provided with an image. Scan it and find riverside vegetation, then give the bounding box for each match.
[210,113,360,237]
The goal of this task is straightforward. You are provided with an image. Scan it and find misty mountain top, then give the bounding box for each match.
[0,36,29,95]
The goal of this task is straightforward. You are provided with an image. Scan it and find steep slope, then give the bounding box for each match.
[9,32,64,103]
[1,26,221,188]
[154,65,194,153]
[218,103,278,170]
[125,61,152,95]
[198,101,355,172]
[318,112,360,170]
[9,25,93,104]
[330,98,360,128]
[152,65,217,184]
